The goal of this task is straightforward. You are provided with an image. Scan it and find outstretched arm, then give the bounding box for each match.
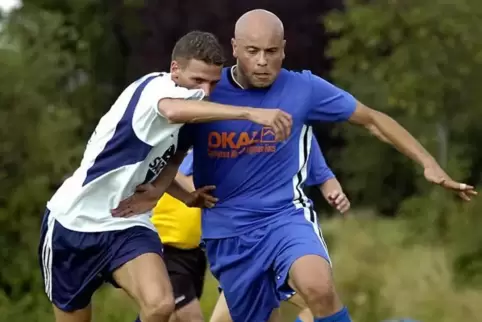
[348,102,434,168]
[347,102,476,200]
[157,98,292,141]
[139,74,292,141]
[306,72,476,200]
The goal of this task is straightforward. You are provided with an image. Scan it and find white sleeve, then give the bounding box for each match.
[132,74,205,145]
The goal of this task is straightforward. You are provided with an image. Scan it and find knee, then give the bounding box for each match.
[176,303,204,322]
[177,311,204,322]
[301,280,338,309]
[140,293,175,320]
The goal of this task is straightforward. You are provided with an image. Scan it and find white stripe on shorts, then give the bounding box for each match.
[41,215,55,300]
[303,205,332,267]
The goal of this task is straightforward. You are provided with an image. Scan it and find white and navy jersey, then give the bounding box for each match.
[47,72,204,233]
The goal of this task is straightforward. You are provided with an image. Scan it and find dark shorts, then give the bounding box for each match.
[163,244,207,310]
[38,209,163,312]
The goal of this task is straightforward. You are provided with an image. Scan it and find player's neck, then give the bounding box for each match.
[231,65,250,89]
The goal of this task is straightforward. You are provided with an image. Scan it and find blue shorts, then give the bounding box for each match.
[205,213,330,322]
[38,209,163,312]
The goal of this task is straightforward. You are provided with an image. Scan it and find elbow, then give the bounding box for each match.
[158,99,184,123]
[361,107,382,132]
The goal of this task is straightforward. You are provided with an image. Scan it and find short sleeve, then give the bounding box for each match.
[142,74,205,118]
[179,150,194,176]
[132,73,205,145]
[306,72,357,122]
[305,137,335,187]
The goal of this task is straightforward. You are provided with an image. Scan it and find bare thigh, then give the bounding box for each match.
[209,291,280,322]
[112,252,175,321]
[170,299,204,322]
[287,294,313,322]
[52,304,92,322]
[209,292,232,322]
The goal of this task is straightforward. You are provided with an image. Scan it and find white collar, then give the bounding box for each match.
[230,66,245,89]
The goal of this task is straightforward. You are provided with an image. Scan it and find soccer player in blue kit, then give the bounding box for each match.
[186,10,476,322]
[115,11,476,322]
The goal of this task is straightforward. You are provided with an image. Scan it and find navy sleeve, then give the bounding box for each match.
[178,150,193,176]
[306,71,357,122]
[305,137,335,187]
[177,125,194,152]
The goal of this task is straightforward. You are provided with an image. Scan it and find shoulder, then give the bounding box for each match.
[214,67,234,90]
[277,69,321,89]
[280,69,315,81]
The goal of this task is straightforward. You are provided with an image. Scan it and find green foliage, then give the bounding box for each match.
[324,0,482,211]
[327,218,482,322]
[324,0,482,304]
[0,6,84,319]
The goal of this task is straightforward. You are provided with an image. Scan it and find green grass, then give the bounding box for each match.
[92,269,299,321]
[20,216,482,322]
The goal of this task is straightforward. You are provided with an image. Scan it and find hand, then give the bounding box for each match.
[111,183,160,218]
[185,185,218,208]
[247,108,293,141]
[327,191,350,214]
[424,165,477,201]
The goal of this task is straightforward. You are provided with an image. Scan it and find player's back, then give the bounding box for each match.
[48,72,203,233]
[191,68,321,238]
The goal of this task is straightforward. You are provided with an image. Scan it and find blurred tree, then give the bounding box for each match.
[324,0,482,215]
[324,0,482,286]
[21,0,141,136]
[0,7,85,319]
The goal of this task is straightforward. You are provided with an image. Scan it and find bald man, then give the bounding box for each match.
[183,9,473,322]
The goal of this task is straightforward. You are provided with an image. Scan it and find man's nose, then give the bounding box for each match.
[256,52,268,66]
[199,84,211,97]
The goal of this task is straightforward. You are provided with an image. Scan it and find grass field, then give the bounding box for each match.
[89,217,482,322]
[91,267,300,321]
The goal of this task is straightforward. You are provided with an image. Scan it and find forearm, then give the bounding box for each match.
[366,123,391,144]
[319,178,343,202]
[165,180,193,204]
[349,102,438,169]
[369,110,438,168]
[175,173,195,192]
[158,98,253,124]
[150,151,186,197]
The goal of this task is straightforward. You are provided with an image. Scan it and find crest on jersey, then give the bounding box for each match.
[143,144,175,183]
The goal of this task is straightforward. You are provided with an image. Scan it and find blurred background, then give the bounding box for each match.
[1,0,482,321]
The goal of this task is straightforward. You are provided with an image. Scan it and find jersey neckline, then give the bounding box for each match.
[225,66,274,92]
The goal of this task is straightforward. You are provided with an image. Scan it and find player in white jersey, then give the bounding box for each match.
[38,31,293,322]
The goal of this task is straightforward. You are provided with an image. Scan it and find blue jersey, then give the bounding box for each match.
[178,150,194,176]
[185,138,333,186]
[191,68,355,238]
[305,136,334,187]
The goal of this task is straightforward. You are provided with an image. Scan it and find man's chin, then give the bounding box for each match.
[250,79,274,88]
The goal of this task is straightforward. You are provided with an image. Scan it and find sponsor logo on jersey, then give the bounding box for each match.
[143,144,175,183]
[207,127,277,158]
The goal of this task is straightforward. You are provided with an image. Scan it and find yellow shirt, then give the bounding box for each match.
[151,193,201,250]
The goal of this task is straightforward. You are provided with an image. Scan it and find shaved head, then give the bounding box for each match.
[234,9,284,40]
[231,10,286,88]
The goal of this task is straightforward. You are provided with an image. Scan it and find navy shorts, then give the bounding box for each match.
[205,211,330,322]
[38,209,163,312]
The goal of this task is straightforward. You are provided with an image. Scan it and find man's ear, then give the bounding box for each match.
[231,38,238,59]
